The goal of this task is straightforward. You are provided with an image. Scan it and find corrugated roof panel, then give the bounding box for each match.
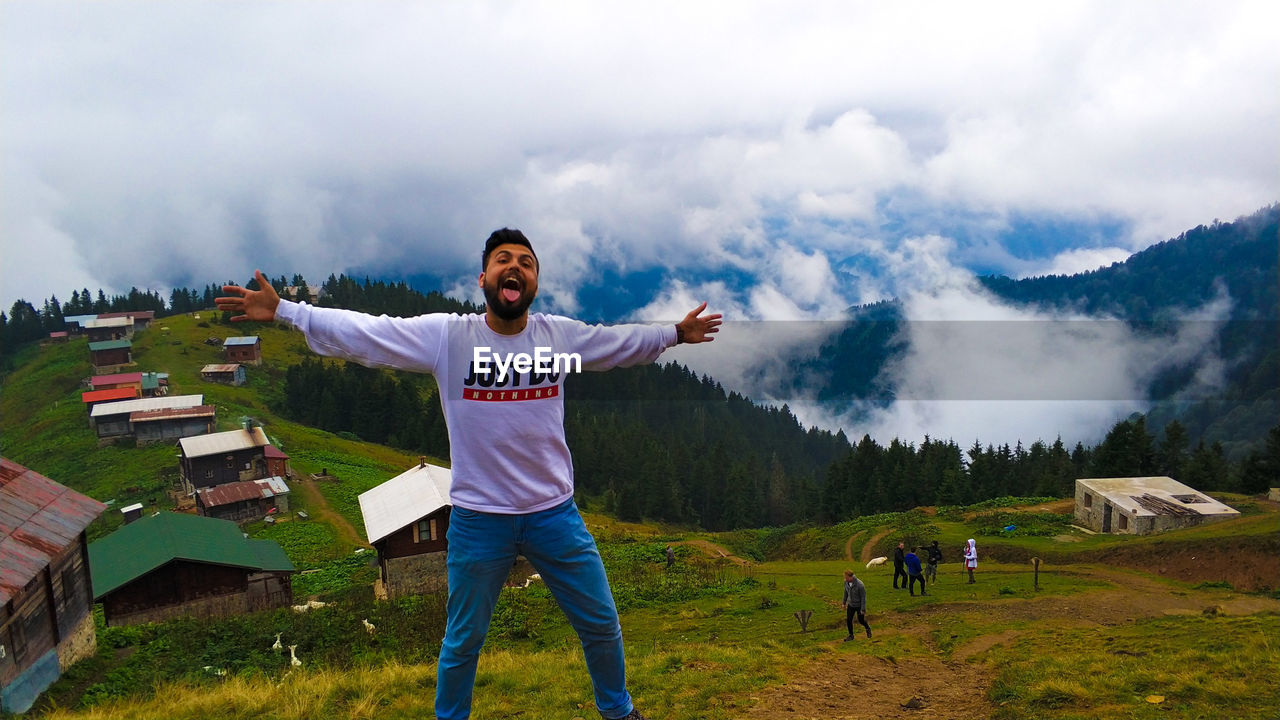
[178,427,269,458]
[222,336,260,346]
[91,394,204,418]
[358,462,452,544]
[84,317,132,329]
[129,405,216,422]
[90,372,144,387]
[201,364,242,373]
[82,388,140,404]
[88,339,132,351]
[196,477,289,508]
[0,457,107,606]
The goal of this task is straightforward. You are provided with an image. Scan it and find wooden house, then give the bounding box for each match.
[89,372,144,395]
[1,458,106,715]
[222,336,262,366]
[178,427,271,495]
[47,331,68,344]
[130,406,216,446]
[84,317,132,342]
[263,445,291,479]
[1074,477,1240,535]
[201,363,246,386]
[195,477,290,523]
[89,513,294,627]
[88,340,131,370]
[89,395,204,441]
[358,460,452,599]
[97,311,154,331]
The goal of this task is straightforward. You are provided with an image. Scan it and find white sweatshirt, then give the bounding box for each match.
[275,300,676,513]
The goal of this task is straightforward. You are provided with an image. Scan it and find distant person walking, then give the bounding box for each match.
[925,540,942,583]
[841,570,872,640]
[665,545,675,569]
[892,541,907,590]
[963,538,978,584]
[905,547,927,596]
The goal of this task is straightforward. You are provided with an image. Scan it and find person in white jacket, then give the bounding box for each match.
[217,228,720,720]
[964,538,978,584]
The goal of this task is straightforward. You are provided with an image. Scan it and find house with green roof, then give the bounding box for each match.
[88,339,131,370]
[89,512,295,627]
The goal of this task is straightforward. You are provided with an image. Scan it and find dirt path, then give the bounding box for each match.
[859,528,893,563]
[843,530,865,561]
[292,475,369,548]
[673,539,752,566]
[740,652,990,720]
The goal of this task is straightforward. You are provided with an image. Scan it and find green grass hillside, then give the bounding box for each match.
[3,318,1278,720]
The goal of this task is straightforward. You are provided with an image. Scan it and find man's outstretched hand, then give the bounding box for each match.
[676,302,722,344]
[216,270,281,323]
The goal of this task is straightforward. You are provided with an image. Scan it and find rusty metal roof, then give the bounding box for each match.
[201,364,242,373]
[195,477,290,508]
[0,457,106,606]
[263,444,288,460]
[129,405,216,423]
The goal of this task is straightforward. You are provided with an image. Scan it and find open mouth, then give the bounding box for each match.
[500,276,522,303]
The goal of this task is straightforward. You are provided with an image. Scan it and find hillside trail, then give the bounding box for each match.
[673,539,752,566]
[741,562,1280,720]
[291,474,370,549]
[858,528,893,563]
[842,530,865,561]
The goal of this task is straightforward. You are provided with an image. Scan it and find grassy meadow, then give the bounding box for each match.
[3,315,1278,719]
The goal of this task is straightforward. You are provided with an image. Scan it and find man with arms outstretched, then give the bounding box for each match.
[218,228,721,720]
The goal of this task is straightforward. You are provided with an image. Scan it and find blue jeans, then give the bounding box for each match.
[434,499,633,720]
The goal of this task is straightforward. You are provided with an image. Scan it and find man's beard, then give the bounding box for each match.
[483,279,533,321]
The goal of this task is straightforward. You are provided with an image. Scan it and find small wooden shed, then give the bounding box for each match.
[201,363,246,386]
[358,460,452,599]
[88,340,132,370]
[222,337,262,366]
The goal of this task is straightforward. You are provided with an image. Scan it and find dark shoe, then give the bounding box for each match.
[843,634,854,642]
[866,628,872,638]
[614,711,649,720]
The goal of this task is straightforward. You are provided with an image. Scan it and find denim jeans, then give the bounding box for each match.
[434,498,633,720]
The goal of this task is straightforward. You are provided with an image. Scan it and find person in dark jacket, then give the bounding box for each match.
[925,540,942,583]
[892,541,907,589]
[905,547,927,596]
[842,570,872,640]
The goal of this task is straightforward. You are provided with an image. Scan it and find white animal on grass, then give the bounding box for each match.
[866,556,888,569]
[289,645,301,668]
[362,618,376,635]
[291,599,329,613]
[521,573,543,589]
[272,633,282,652]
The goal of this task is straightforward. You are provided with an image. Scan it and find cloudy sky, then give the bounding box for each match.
[3,1,1277,445]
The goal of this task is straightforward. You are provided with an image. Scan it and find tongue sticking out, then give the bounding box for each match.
[501,287,521,303]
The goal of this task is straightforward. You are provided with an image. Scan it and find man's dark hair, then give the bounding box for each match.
[482,228,538,271]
